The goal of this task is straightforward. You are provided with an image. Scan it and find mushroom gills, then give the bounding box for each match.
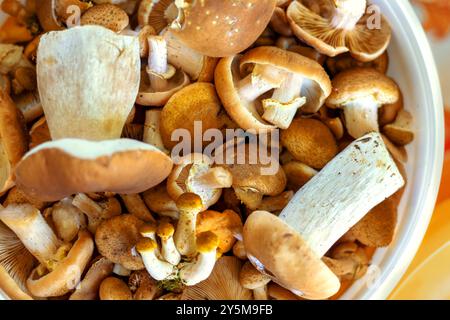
[330,0,367,30]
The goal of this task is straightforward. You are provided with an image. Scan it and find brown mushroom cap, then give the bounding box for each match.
[243,211,340,300]
[169,0,278,57]
[282,161,317,191]
[15,138,173,202]
[99,276,132,300]
[326,51,389,77]
[182,256,253,300]
[36,0,64,32]
[0,90,28,194]
[160,82,228,149]
[80,4,129,33]
[326,68,399,108]
[4,186,48,211]
[382,110,414,146]
[196,210,243,254]
[239,261,271,290]
[281,118,338,169]
[128,270,160,300]
[267,282,301,300]
[26,230,94,297]
[95,214,145,271]
[287,0,391,61]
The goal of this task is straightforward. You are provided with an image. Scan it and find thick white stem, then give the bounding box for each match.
[173,211,197,256]
[344,97,380,138]
[143,110,168,153]
[161,237,181,266]
[147,36,169,92]
[140,250,174,281]
[179,250,217,286]
[279,132,404,257]
[331,0,367,30]
[253,286,269,300]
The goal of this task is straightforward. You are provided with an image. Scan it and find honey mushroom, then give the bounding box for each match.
[142,184,179,220]
[214,46,332,132]
[243,133,404,299]
[239,261,271,300]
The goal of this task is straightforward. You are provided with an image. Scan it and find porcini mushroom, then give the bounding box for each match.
[239,261,271,300]
[182,256,252,300]
[326,68,400,139]
[136,35,190,107]
[0,90,28,194]
[382,110,414,146]
[196,209,243,254]
[287,0,391,61]
[179,231,219,286]
[167,153,232,210]
[136,238,174,281]
[95,214,145,270]
[173,193,203,257]
[243,132,404,299]
[139,0,277,57]
[37,26,140,140]
[215,46,331,131]
[157,220,181,266]
[15,138,173,202]
[281,118,338,169]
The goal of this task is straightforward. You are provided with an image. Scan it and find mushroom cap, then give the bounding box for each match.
[281,118,338,169]
[382,110,414,146]
[4,187,48,211]
[80,4,129,33]
[157,220,175,239]
[326,51,389,77]
[182,256,252,300]
[196,210,243,254]
[160,82,227,149]
[239,261,271,290]
[99,277,132,300]
[15,138,173,202]
[239,46,332,113]
[243,211,340,300]
[95,214,145,270]
[326,68,400,108]
[128,269,160,300]
[142,184,179,219]
[36,0,64,32]
[282,161,317,191]
[196,231,219,253]
[170,0,277,57]
[0,90,28,194]
[268,282,301,300]
[287,0,391,61]
[26,230,94,297]
[37,26,140,140]
[175,192,203,212]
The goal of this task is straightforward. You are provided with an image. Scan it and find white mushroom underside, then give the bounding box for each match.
[279,132,404,257]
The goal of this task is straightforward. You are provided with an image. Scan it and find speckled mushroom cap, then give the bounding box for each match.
[95,214,145,271]
[239,261,271,290]
[286,0,391,61]
[326,68,399,107]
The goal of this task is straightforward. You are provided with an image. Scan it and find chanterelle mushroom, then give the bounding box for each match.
[0,204,94,297]
[138,0,277,57]
[326,68,400,139]
[287,0,391,61]
[215,46,331,132]
[243,132,404,299]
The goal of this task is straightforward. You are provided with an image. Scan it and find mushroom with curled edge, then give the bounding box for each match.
[326,68,400,139]
[179,231,219,286]
[136,35,190,107]
[138,0,277,57]
[239,261,271,300]
[157,220,181,266]
[243,132,405,299]
[0,204,94,297]
[167,153,233,211]
[287,0,391,62]
[215,46,331,132]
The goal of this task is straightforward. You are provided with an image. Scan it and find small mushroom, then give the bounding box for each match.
[382,110,414,146]
[379,90,403,126]
[69,256,114,300]
[136,35,190,107]
[167,153,233,210]
[142,184,179,220]
[182,256,252,300]
[80,4,129,33]
[136,238,174,281]
[196,209,243,254]
[282,161,317,191]
[29,117,51,149]
[232,241,247,260]
[128,270,161,300]
[156,220,181,266]
[243,133,404,299]
[214,46,331,131]
[143,109,168,153]
[324,242,369,281]
[50,197,87,243]
[0,90,28,194]
[287,0,391,61]
[239,261,271,300]
[326,68,400,139]
[99,277,132,300]
[281,118,338,169]
[120,194,156,222]
[72,193,121,234]
[179,231,219,286]
[326,51,389,77]
[95,214,145,270]
[173,193,203,257]
[160,82,230,149]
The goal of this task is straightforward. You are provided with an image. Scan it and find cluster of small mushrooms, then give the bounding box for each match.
[0,0,414,300]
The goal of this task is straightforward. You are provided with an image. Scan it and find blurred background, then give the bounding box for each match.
[389,0,450,300]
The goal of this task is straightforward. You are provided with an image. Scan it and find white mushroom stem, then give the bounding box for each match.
[143,110,168,153]
[253,286,269,300]
[147,36,175,92]
[331,0,367,30]
[0,204,61,266]
[195,167,233,189]
[161,235,181,266]
[278,132,404,257]
[174,194,203,257]
[343,96,380,138]
[137,239,174,281]
[237,64,286,101]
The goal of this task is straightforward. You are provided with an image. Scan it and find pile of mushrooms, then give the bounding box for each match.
[0,0,415,300]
